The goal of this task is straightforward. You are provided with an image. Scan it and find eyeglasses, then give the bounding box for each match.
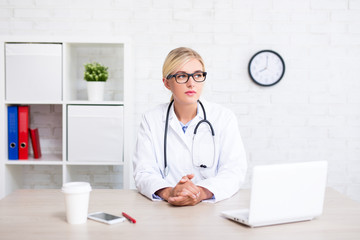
[166,71,207,84]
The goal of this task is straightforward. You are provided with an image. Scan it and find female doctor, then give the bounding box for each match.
[133,47,247,206]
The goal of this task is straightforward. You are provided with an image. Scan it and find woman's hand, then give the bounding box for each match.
[168,174,201,206]
[155,174,213,206]
[169,174,213,206]
[171,174,199,198]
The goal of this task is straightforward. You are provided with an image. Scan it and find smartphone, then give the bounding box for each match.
[88,212,126,225]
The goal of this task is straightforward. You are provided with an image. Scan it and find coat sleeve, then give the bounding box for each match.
[196,111,247,202]
[133,114,172,200]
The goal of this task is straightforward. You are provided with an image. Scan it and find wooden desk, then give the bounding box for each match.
[0,188,359,240]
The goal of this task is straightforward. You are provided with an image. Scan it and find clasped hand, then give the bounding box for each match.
[167,174,202,206]
[156,174,213,206]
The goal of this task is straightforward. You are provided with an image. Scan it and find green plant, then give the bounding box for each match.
[84,62,109,82]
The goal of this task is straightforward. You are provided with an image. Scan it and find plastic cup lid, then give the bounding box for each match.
[61,182,92,194]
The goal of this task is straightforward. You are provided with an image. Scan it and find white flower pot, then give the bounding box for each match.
[87,81,105,101]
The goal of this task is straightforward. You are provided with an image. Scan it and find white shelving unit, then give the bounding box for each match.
[0,37,133,199]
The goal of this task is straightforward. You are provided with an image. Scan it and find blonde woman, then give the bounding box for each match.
[133,47,247,206]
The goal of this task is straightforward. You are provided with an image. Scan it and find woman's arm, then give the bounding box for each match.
[133,115,172,200]
[196,111,247,202]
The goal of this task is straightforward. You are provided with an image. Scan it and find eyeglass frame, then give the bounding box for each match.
[166,71,207,84]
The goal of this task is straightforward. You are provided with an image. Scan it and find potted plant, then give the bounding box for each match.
[84,62,109,101]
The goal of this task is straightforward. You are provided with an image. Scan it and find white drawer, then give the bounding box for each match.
[67,105,124,162]
[5,43,62,101]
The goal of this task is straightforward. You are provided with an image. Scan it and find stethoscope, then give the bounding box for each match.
[163,99,215,177]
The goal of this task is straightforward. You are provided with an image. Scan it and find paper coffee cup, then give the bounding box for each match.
[62,182,92,224]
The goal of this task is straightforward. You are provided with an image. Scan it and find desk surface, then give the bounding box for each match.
[0,188,359,240]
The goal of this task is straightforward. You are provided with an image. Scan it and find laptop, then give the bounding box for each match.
[222,161,328,227]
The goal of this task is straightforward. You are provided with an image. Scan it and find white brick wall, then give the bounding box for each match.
[1,0,360,201]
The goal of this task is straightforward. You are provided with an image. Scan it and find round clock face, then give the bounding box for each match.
[248,50,285,87]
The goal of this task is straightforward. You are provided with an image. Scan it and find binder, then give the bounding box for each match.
[18,106,29,160]
[30,128,42,159]
[8,106,18,160]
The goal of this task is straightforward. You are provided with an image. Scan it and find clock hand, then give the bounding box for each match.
[266,55,268,67]
[259,67,267,72]
[259,58,268,72]
[257,58,269,73]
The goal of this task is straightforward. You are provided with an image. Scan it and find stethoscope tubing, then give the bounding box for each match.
[163,100,215,177]
[163,100,173,177]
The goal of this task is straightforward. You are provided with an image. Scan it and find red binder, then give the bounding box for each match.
[30,128,42,159]
[18,106,29,160]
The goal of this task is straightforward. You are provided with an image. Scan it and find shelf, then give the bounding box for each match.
[5,100,125,105]
[65,100,124,105]
[66,165,123,189]
[64,42,124,102]
[0,38,132,200]
[65,161,124,166]
[5,161,62,165]
[5,160,62,166]
[5,161,124,166]
[5,154,62,165]
[5,101,62,105]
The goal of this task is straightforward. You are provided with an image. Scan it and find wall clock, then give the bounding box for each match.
[248,50,285,87]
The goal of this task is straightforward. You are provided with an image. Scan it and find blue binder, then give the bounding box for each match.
[8,106,18,160]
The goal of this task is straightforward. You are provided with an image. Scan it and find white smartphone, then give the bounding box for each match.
[88,212,126,225]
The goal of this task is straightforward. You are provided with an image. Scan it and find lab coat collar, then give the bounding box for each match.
[162,99,208,152]
[161,98,207,123]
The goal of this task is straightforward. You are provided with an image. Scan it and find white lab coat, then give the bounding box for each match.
[133,99,247,202]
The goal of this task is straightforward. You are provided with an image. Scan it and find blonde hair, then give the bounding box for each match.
[162,47,205,79]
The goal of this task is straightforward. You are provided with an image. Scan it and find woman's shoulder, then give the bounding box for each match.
[142,102,169,121]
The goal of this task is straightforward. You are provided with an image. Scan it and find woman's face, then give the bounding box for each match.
[163,58,204,106]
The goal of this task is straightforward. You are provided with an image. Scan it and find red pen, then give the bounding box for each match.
[122,212,136,223]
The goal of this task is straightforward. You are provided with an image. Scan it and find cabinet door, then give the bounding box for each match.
[5,43,62,101]
[67,105,123,162]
